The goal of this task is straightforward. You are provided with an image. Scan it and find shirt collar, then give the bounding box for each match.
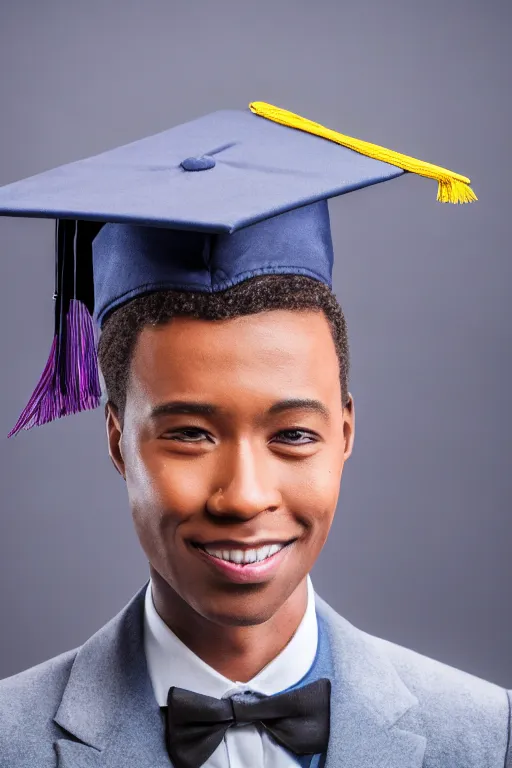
[144,575,318,705]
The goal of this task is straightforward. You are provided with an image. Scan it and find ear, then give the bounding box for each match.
[105,402,126,478]
[342,393,355,460]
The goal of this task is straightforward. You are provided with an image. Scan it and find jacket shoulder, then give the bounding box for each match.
[366,631,511,767]
[0,648,79,768]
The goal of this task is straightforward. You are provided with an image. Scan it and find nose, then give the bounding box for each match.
[206,440,282,520]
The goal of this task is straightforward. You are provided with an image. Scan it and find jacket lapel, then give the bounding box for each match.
[53,583,426,768]
[315,595,426,768]
[53,582,171,768]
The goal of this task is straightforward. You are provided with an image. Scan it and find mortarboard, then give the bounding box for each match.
[0,101,476,436]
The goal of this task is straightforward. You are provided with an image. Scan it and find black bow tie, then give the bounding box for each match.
[164,678,331,768]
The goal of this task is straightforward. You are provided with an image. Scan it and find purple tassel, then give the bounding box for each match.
[8,300,101,437]
[65,299,102,413]
[7,336,60,436]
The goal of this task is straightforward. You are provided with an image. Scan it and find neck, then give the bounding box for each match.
[149,568,309,682]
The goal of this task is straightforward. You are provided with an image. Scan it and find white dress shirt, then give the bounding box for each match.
[144,576,318,768]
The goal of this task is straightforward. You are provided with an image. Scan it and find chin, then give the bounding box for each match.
[197,606,278,628]
[188,585,285,628]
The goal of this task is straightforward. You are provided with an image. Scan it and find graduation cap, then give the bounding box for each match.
[0,101,476,437]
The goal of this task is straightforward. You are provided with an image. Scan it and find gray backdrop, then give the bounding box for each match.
[0,0,510,685]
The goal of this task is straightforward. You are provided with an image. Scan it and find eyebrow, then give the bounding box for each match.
[150,401,219,419]
[267,398,330,420]
[150,398,330,421]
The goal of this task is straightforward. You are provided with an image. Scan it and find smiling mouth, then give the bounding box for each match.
[192,540,296,565]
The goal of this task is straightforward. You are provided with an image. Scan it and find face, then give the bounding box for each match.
[107,309,354,627]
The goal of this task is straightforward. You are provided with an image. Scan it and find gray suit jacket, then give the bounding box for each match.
[0,583,511,768]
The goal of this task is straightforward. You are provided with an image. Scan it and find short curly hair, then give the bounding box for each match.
[98,274,350,416]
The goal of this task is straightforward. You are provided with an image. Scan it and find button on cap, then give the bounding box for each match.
[180,155,216,171]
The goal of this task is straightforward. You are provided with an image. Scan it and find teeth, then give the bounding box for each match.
[244,549,257,564]
[257,545,271,562]
[202,543,285,564]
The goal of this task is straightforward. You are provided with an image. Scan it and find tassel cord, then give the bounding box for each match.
[249,101,477,204]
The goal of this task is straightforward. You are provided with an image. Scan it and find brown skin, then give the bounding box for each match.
[106,309,354,681]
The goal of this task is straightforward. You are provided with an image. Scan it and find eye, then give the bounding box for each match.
[271,429,319,445]
[162,427,213,443]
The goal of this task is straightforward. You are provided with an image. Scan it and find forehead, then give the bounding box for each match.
[129,309,341,405]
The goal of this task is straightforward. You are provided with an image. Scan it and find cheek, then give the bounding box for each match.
[284,454,343,533]
[125,434,208,501]
[124,447,211,543]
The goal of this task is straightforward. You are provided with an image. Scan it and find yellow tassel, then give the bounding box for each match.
[249,101,477,204]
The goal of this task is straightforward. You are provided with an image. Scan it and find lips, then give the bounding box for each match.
[190,539,296,584]
[195,541,287,565]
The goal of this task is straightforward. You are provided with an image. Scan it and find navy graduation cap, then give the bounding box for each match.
[0,101,476,436]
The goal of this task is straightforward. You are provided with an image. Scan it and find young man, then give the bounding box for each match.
[0,103,509,768]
